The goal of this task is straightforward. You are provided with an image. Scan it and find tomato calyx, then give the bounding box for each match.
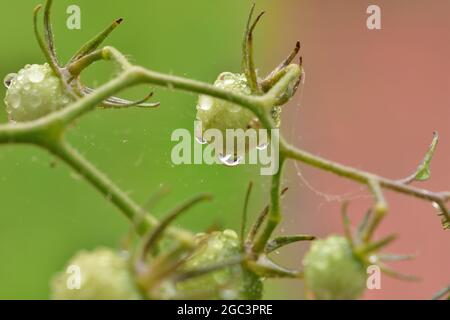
[32,0,159,110]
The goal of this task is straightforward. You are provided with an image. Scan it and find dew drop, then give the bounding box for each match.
[218,153,242,167]
[28,66,45,83]
[194,121,208,144]
[431,201,445,217]
[195,135,208,145]
[223,78,234,86]
[29,94,42,108]
[3,73,17,88]
[7,93,21,109]
[218,153,231,162]
[368,255,378,264]
[218,72,234,81]
[211,240,223,250]
[223,229,238,239]
[197,95,213,111]
[229,103,241,113]
[256,142,268,150]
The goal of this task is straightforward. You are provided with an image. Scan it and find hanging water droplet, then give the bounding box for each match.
[431,201,443,216]
[219,153,231,161]
[195,135,207,145]
[218,153,242,167]
[28,66,45,83]
[4,73,17,88]
[256,142,268,150]
[368,255,378,264]
[194,122,208,144]
[197,95,213,111]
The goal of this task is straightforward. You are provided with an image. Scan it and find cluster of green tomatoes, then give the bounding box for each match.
[2,1,410,300]
[2,60,377,301]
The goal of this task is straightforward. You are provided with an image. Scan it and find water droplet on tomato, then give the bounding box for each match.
[4,73,17,88]
[197,95,213,111]
[8,93,21,109]
[28,66,45,83]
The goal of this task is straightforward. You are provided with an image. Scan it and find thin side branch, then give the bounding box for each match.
[0,44,448,266]
[282,143,450,228]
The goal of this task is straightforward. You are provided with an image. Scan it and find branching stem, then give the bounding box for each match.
[1,46,448,254]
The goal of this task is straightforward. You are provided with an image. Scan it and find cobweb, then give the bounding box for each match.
[288,69,370,206]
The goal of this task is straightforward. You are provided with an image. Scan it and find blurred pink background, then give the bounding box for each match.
[263,0,450,299]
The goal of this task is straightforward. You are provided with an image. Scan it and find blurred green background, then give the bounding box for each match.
[0,0,287,299]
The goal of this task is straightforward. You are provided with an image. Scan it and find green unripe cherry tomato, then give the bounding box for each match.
[303,235,367,300]
[51,247,142,300]
[195,72,269,155]
[174,229,263,300]
[4,64,73,122]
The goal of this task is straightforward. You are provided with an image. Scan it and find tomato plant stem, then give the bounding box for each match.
[0,45,448,254]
